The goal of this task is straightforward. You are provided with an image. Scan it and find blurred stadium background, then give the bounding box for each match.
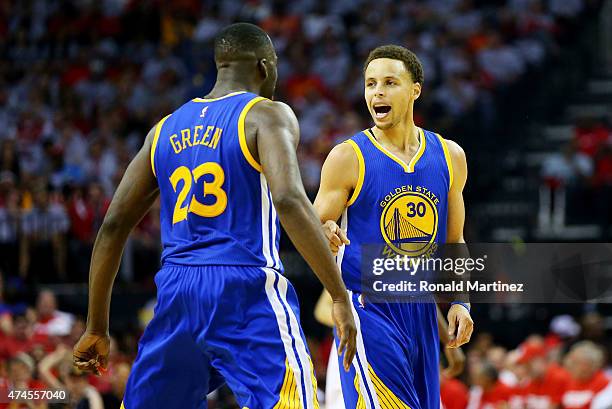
[0,0,611,407]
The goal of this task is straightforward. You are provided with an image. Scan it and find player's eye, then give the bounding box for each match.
[366,82,375,87]
[386,80,396,86]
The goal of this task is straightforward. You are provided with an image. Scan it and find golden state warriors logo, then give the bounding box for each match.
[380,186,439,256]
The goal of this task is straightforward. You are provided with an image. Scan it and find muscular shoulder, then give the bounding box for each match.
[441,137,467,190]
[320,141,360,192]
[328,141,358,165]
[246,99,299,134]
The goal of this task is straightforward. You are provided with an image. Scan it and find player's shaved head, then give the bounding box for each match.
[364,45,424,85]
[214,23,276,65]
[212,23,278,99]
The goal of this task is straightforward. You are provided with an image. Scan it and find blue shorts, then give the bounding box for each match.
[335,291,440,409]
[123,265,319,409]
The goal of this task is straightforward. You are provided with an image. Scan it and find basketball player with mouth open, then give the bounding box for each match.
[313,45,474,409]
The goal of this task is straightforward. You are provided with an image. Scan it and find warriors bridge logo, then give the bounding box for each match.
[379,186,439,257]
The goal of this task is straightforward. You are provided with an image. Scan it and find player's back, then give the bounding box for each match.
[151,91,282,270]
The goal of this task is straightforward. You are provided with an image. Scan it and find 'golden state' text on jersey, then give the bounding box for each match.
[150,91,282,270]
[337,127,453,292]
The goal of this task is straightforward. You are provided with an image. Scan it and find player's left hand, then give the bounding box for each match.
[73,330,111,376]
[447,304,473,348]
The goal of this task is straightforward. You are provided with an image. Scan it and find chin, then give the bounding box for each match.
[374,121,393,130]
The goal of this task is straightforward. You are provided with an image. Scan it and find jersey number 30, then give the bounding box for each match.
[169,162,227,224]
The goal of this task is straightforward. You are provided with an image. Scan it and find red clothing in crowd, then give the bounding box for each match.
[0,333,54,360]
[574,125,610,157]
[0,378,48,409]
[441,377,469,409]
[561,370,612,409]
[594,153,612,186]
[468,381,513,409]
[523,363,571,408]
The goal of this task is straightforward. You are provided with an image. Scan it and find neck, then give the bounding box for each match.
[373,117,419,152]
[206,67,259,98]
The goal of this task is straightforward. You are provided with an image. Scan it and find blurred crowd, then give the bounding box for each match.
[0,284,136,409]
[439,311,612,409]
[0,283,609,408]
[0,0,608,408]
[541,115,612,237]
[0,0,598,283]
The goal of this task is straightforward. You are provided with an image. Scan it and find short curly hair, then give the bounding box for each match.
[364,45,424,85]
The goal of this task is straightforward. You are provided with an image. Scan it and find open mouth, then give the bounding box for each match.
[373,105,391,119]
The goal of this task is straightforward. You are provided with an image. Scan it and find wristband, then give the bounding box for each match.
[450,301,470,313]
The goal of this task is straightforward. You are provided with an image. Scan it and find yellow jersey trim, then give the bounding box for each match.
[365,128,425,173]
[345,139,365,207]
[408,128,426,172]
[192,91,247,103]
[120,402,126,409]
[437,133,453,190]
[238,96,267,172]
[150,114,171,177]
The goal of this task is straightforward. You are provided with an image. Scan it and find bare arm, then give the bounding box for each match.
[250,101,348,302]
[74,126,159,373]
[443,138,474,348]
[314,290,334,328]
[86,127,159,334]
[437,305,466,377]
[446,139,467,245]
[313,143,358,223]
[39,345,70,390]
[311,143,357,255]
[248,100,356,369]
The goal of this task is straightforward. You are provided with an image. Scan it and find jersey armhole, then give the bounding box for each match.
[151,114,172,177]
[437,133,454,191]
[238,96,267,172]
[344,139,365,207]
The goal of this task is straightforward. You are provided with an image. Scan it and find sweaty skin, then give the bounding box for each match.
[73,98,357,374]
[314,56,473,349]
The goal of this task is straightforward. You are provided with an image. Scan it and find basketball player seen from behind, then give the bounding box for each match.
[314,45,474,408]
[72,23,356,409]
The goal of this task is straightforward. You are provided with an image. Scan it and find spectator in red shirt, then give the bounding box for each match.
[562,341,612,409]
[0,314,36,360]
[517,339,571,408]
[0,353,48,409]
[66,182,109,280]
[468,360,513,409]
[33,290,74,339]
[441,369,469,409]
[594,144,612,187]
[573,116,611,157]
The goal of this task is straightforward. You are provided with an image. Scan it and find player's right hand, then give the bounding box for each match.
[332,296,357,372]
[323,220,350,256]
[73,330,111,376]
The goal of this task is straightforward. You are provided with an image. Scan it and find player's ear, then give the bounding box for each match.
[413,82,422,100]
[257,58,269,81]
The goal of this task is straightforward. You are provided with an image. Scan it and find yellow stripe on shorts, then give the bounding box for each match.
[368,364,411,409]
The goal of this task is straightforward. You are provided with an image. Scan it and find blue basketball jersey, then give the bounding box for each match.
[338,127,453,291]
[150,91,282,269]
